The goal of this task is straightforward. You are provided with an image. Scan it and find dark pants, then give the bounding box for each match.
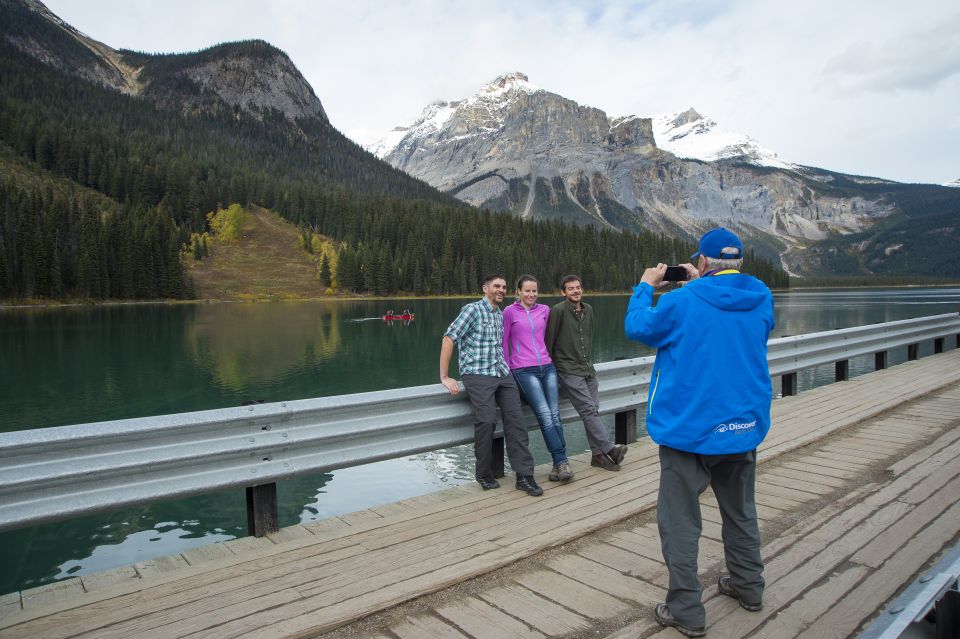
[658,445,764,627]
[462,373,535,480]
[557,372,613,455]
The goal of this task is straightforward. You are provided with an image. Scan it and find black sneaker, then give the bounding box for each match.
[591,453,620,471]
[477,477,500,490]
[718,575,763,611]
[607,444,628,465]
[654,603,705,637]
[515,474,543,496]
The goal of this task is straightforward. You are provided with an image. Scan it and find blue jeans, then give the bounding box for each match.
[513,364,568,465]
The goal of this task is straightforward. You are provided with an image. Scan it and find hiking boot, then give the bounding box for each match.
[548,464,561,481]
[607,444,628,465]
[556,461,574,482]
[718,575,763,611]
[654,603,705,637]
[477,477,500,490]
[591,452,620,471]
[515,474,543,497]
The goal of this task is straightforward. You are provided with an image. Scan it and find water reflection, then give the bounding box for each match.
[185,303,344,391]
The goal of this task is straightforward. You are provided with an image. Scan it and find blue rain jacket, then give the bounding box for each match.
[625,273,775,454]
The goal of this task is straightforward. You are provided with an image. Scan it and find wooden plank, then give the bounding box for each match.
[760,563,869,637]
[576,542,668,588]
[392,614,469,639]
[479,585,592,636]
[134,554,190,579]
[779,460,861,481]
[337,509,385,527]
[513,570,631,619]
[759,472,835,495]
[888,426,960,476]
[435,596,545,639]
[221,535,275,555]
[19,579,84,610]
[265,524,316,544]
[546,554,666,605]
[752,489,808,511]
[808,450,875,468]
[851,473,960,568]
[818,444,889,462]
[900,458,960,505]
[0,594,20,622]
[79,565,140,593]
[763,467,847,489]
[798,499,960,639]
[182,542,234,566]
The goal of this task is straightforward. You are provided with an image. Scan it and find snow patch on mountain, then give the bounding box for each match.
[367,72,540,158]
[652,108,795,170]
[944,178,960,188]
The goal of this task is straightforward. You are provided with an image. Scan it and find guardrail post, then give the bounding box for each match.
[492,436,505,478]
[934,337,944,354]
[907,343,919,361]
[835,360,849,382]
[875,351,888,371]
[246,483,279,537]
[615,409,637,444]
[782,373,797,397]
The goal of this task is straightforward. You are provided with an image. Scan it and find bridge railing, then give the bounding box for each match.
[1,313,958,536]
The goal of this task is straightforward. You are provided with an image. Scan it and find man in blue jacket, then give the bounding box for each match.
[625,228,775,637]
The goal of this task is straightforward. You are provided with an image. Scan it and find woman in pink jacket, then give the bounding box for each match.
[503,275,573,482]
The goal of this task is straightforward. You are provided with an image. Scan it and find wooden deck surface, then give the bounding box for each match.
[2,349,960,639]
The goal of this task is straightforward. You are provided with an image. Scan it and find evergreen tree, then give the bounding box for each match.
[318,252,332,287]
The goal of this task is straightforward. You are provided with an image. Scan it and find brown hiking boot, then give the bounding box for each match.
[607,444,627,465]
[591,452,620,471]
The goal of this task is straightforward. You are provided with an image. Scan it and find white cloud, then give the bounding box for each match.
[42,0,960,184]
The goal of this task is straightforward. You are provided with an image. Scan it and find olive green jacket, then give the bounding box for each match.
[545,300,596,378]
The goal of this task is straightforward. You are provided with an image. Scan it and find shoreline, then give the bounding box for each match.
[2,282,959,309]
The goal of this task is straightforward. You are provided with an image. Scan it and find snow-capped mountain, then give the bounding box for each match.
[943,178,960,188]
[651,108,794,170]
[368,72,902,270]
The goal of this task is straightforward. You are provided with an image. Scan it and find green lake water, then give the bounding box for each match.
[1,287,958,594]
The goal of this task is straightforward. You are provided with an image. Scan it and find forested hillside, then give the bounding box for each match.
[0,0,789,301]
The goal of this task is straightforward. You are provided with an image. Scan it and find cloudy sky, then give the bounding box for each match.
[44,0,959,184]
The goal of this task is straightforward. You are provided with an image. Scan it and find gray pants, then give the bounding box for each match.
[462,373,535,480]
[657,445,764,627]
[557,372,613,455]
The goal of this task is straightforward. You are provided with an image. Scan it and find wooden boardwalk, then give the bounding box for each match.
[2,349,960,638]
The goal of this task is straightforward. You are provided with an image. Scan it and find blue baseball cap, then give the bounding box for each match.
[690,228,743,261]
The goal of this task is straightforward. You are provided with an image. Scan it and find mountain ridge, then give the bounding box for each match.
[369,72,959,277]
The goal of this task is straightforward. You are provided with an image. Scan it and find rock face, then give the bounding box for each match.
[374,73,898,265]
[135,41,328,123]
[4,0,326,123]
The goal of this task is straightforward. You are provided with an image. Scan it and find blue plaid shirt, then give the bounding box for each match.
[444,298,510,377]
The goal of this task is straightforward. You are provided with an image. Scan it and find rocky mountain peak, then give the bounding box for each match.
[671,107,703,127]
[130,40,328,123]
[479,71,538,96]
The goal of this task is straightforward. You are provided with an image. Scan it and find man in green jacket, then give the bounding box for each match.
[545,275,627,470]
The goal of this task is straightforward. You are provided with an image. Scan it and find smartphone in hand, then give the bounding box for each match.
[663,266,689,282]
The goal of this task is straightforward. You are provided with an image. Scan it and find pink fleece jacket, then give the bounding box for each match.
[502,301,553,370]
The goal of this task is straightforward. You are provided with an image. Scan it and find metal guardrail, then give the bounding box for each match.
[0,313,958,534]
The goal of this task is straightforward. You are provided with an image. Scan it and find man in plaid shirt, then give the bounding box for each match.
[440,273,543,496]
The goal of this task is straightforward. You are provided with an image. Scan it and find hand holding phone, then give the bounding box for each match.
[663,266,689,282]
